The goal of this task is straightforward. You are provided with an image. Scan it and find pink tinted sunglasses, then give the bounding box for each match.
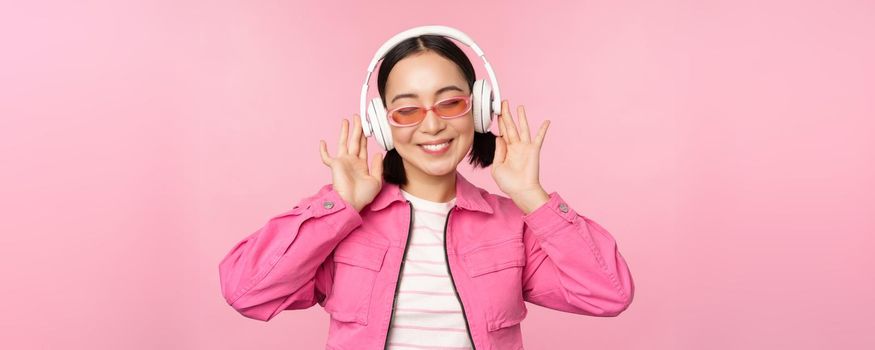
[386,94,473,127]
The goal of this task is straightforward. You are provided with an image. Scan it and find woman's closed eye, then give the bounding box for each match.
[438,99,462,108]
[396,107,420,116]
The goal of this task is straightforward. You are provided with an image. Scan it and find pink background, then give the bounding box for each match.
[1,0,873,349]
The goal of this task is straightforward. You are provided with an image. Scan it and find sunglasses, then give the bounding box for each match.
[386,94,473,127]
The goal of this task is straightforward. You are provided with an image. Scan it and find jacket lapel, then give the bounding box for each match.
[366,172,493,214]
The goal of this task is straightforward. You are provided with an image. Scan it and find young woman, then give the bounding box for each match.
[219,33,635,350]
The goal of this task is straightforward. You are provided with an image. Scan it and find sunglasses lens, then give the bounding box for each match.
[435,97,470,117]
[389,107,424,125]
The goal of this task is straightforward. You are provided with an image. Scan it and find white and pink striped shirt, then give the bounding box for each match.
[386,189,473,350]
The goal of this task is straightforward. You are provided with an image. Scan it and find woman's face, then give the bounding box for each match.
[384,51,475,180]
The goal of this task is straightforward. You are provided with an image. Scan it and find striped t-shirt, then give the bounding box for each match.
[385,189,473,350]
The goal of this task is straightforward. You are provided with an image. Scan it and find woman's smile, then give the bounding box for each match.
[418,138,453,155]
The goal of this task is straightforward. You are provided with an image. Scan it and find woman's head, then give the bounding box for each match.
[377,35,496,186]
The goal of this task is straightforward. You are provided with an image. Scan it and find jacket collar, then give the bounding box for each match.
[366,171,494,214]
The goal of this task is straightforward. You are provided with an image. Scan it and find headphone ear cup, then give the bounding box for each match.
[471,80,494,134]
[367,97,394,151]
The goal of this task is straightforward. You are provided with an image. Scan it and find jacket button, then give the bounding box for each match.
[558,203,569,213]
[323,201,334,209]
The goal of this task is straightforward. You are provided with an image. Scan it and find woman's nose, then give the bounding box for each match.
[418,108,445,131]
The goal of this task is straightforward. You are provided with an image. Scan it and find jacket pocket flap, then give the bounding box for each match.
[462,239,526,277]
[333,239,389,272]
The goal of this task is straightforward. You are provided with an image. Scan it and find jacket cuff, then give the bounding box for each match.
[307,185,363,233]
[521,191,579,237]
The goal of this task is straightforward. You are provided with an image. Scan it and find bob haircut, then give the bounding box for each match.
[377,35,497,186]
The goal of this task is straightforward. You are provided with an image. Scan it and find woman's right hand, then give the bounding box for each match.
[319,115,383,212]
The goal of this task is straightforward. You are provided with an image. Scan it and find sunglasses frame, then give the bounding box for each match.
[386,93,473,127]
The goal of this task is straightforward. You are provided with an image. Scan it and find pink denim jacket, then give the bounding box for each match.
[219,172,634,349]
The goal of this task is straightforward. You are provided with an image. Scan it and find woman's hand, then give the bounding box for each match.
[320,115,383,212]
[492,100,551,214]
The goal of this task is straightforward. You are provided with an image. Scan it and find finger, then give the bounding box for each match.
[497,106,508,139]
[349,115,362,156]
[517,105,531,143]
[501,100,520,144]
[337,118,349,156]
[493,133,506,166]
[535,120,550,149]
[359,129,368,159]
[319,140,331,166]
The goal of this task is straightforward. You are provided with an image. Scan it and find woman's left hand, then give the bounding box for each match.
[492,100,552,214]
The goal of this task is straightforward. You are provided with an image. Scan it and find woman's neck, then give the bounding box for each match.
[400,168,457,203]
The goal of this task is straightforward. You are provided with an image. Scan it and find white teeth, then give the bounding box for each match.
[421,141,449,151]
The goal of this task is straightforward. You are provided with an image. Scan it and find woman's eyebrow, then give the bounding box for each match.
[390,85,464,104]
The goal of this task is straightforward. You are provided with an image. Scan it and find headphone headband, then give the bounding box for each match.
[359,25,502,137]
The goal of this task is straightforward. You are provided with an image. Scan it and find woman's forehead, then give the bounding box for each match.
[387,53,467,95]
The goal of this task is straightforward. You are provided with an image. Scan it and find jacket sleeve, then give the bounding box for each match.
[218,183,363,321]
[520,191,635,316]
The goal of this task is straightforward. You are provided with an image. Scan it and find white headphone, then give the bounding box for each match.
[359,25,503,152]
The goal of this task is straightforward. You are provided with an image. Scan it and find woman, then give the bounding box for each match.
[219,34,635,350]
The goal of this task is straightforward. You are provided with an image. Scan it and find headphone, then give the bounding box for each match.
[358,25,503,152]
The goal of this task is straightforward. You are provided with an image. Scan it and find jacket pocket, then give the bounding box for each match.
[461,238,529,331]
[323,237,389,325]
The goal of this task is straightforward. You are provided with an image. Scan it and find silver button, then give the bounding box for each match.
[558,203,569,213]
[323,201,334,209]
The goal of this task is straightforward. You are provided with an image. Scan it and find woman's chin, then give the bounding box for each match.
[423,166,454,177]
[419,159,458,177]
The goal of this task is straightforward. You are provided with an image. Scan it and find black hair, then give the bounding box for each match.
[376,35,497,186]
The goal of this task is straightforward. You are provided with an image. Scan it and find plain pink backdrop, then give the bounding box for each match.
[1,0,873,349]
